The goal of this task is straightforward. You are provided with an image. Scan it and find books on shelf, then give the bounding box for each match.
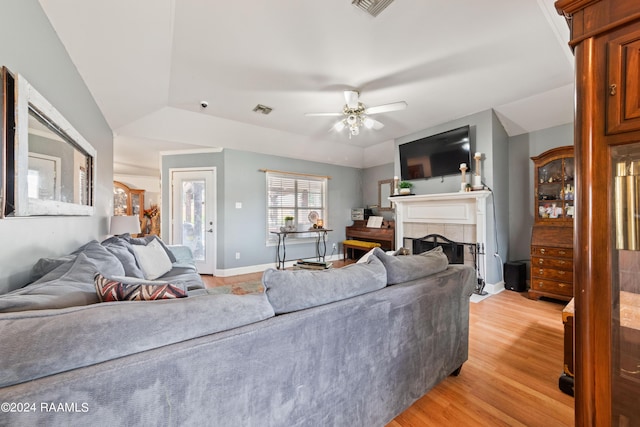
[294,259,333,270]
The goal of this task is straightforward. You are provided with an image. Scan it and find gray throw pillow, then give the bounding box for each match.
[372,246,449,285]
[73,240,125,277]
[263,255,387,314]
[0,253,101,312]
[103,240,145,278]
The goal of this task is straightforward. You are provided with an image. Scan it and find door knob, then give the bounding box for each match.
[207,229,213,233]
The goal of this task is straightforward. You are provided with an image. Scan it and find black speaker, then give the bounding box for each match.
[504,261,526,292]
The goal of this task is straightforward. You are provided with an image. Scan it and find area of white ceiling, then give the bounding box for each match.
[39,0,574,172]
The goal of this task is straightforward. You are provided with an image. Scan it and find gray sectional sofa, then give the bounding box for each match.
[0,239,476,427]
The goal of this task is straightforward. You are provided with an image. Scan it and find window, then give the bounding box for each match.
[266,171,327,242]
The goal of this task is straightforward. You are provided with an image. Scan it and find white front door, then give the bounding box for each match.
[170,168,216,274]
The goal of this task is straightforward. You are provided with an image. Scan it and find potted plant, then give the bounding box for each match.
[399,181,413,195]
[284,216,295,230]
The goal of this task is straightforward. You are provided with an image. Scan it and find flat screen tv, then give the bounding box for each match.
[399,125,471,181]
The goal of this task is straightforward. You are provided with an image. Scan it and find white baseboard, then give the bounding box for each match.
[470,280,505,303]
[484,280,505,295]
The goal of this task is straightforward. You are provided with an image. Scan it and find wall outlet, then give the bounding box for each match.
[332,243,337,250]
[235,252,240,260]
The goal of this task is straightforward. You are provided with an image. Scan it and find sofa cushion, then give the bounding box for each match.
[29,254,77,282]
[0,291,275,388]
[131,238,173,280]
[159,266,205,291]
[263,255,387,314]
[94,273,187,302]
[372,246,449,285]
[0,253,101,313]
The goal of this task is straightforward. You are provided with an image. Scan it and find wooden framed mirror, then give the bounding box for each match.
[378,179,394,211]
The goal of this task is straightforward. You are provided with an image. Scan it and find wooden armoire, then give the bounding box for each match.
[555,0,640,425]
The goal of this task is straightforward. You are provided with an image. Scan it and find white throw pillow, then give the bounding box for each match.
[356,247,377,264]
[131,239,173,280]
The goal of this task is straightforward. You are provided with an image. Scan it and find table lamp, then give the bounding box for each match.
[110,215,141,236]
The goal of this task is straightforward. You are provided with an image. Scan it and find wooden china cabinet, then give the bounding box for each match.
[555,0,640,425]
[529,146,575,301]
[113,181,144,221]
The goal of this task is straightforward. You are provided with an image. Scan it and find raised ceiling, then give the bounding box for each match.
[39,0,574,172]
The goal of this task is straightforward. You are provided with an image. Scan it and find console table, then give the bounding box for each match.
[270,229,332,270]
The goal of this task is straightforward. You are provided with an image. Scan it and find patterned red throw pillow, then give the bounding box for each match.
[94,273,187,302]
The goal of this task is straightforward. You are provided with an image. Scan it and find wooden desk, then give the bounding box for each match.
[345,220,395,251]
[561,293,640,399]
[270,229,331,270]
[560,298,574,396]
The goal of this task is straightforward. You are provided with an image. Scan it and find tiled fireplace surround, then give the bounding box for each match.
[392,190,503,294]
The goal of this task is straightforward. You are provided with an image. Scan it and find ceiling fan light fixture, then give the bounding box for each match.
[333,120,346,132]
[307,89,407,138]
[351,0,395,17]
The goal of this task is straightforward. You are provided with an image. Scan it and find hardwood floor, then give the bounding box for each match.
[201,265,574,426]
[388,291,574,427]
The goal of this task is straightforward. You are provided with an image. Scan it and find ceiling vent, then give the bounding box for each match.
[351,0,395,17]
[252,104,273,115]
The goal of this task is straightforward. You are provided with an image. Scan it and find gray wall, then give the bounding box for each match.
[0,0,113,292]
[508,123,574,262]
[162,149,363,271]
[362,163,395,221]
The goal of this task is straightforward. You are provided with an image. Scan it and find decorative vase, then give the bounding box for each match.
[150,216,160,236]
[399,188,411,195]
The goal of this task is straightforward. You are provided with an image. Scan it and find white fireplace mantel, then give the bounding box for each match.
[390,190,498,294]
[390,190,491,247]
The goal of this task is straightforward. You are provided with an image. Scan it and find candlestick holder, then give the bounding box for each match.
[473,152,483,190]
[459,163,468,192]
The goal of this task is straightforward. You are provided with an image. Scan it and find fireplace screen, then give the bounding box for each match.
[405,234,465,264]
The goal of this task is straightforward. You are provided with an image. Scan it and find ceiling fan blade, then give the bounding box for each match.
[304,112,343,117]
[364,101,408,115]
[363,116,385,130]
[344,90,360,109]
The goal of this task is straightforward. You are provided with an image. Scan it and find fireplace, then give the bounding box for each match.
[391,191,503,295]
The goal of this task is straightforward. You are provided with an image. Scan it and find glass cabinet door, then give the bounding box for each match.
[612,143,640,423]
[536,155,575,220]
[114,186,128,216]
[131,192,141,218]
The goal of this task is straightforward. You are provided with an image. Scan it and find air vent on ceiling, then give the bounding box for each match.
[352,0,395,17]
[252,104,273,115]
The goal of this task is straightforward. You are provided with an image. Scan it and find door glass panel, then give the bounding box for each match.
[181,179,205,262]
[612,143,640,424]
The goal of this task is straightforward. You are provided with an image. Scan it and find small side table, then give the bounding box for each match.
[270,229,332,270]
[559,297,574,396]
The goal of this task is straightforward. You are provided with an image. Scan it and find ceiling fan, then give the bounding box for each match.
[305,90,407,138]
